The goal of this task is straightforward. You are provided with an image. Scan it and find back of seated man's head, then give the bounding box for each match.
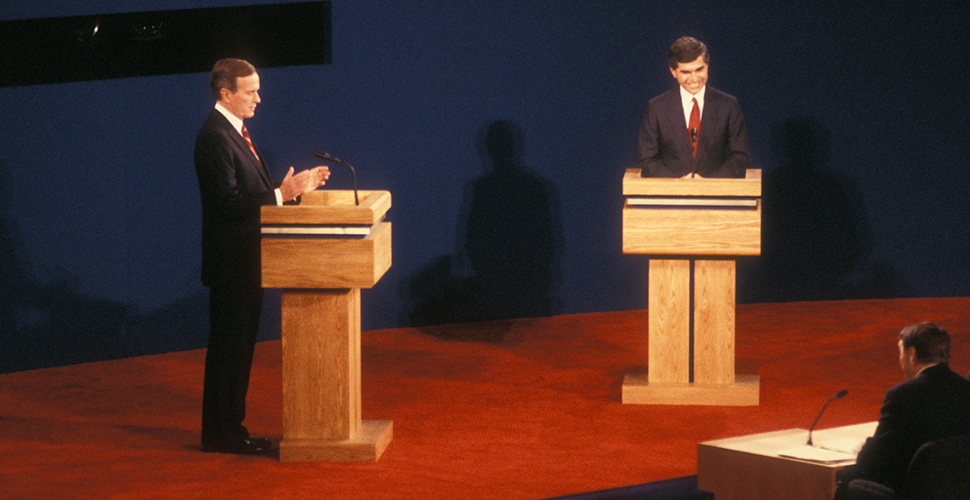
[899,322,950,365]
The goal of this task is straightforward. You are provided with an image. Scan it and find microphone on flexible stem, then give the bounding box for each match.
[689,128,698,177]
[313,150,359,205]
[807,389,848,446]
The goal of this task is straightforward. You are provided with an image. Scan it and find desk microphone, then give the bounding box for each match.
[689,128,699,177]
[807,389,848,446]
[313,150,359,205]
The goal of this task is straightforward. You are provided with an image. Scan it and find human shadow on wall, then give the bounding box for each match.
[0,164,132,373]
[738,116,906,303]
[401,120,564,341]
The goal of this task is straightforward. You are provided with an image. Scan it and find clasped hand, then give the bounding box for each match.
[280,166,330,202]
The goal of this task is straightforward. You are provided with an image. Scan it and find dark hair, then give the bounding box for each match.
[899,322,950,364]
[209,58,256,100]
[668,37,709,69]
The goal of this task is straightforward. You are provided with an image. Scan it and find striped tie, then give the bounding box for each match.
[241,125,260,162]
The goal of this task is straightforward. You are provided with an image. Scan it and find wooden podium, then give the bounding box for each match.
[261,190,392,461]
[621,169,761,406]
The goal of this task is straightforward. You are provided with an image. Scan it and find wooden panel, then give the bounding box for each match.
[696,423,877,500]
[622,203,761,256]
[281,289,361,441]
[698,443,838,500]
[261,190,391,226]
[280,420,392,462]
[262,221,392,289]
[648,259,690,384]
[694,259,735,385]
[623,373,759,405]
[622,168,762,197]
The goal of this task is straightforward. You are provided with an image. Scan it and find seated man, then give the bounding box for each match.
[834,322,970,498]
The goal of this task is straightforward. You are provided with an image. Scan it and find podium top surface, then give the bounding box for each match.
[623,169,761,197]
[261,190,391,226]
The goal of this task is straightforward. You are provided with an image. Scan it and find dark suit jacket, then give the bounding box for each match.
[637,86,751,178]
[194,109,277,287]
[850,363,970,491]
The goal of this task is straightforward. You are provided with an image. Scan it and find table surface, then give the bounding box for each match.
[697,421,878,500]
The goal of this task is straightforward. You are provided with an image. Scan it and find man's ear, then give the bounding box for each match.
[905,346,918,365]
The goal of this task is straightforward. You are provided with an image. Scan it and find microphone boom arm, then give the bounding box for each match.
[313,150,359,205]
[807,389,848,445]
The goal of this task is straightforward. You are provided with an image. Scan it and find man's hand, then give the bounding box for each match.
[679,172,706,179]
[280,166,330,202]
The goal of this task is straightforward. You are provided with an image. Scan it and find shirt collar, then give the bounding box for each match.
[680,85,706,107]
[214,102,245,136]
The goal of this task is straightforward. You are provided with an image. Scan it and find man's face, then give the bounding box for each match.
[221,72,260,120]
[670,55,708,95]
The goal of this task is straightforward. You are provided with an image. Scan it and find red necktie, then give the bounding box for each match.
[241,125,260,162]
[688,97,700,159]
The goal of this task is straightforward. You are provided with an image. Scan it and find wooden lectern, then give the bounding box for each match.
[621,169,761,406]
[261,190,392,461]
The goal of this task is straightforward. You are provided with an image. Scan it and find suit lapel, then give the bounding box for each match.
[243,135,274,188]
[700,90,721,131]
[219,116,273,188]
[663,89,693,155]
[697,89,723,162]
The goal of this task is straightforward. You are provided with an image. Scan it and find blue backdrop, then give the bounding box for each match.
[2,0,968,372]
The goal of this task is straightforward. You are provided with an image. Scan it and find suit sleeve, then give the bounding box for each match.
[637,100,682,178]
[716,97,751,178]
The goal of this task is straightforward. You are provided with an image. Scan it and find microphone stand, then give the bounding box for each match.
[807,389,848,446]
[313,150,359,205]
[690,128,698,178]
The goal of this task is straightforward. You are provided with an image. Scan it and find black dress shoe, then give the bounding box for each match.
[202,437,274,455]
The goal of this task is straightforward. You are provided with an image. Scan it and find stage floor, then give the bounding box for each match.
[2,298,968,499]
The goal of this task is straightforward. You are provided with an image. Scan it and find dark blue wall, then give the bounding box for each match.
[2,1,968,371]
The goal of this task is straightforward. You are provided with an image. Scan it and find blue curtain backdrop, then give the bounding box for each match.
[1,1,967,371]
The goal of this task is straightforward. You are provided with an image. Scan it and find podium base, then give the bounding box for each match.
[279,420,393,462]
[622,373,760,406]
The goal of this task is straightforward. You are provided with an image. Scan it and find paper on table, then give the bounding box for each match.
[778,444,857,464]
[778,422,874,463]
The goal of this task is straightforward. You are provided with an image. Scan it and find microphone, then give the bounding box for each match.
[313,150,359,205]
[807,389,848,445]
[690,128,699,177]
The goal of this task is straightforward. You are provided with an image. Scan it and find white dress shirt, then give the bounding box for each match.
[678,85,706,128]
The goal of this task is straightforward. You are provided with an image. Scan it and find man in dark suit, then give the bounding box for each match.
[637,37,751,178]
[834,322,970,498]
[194,58,329,455]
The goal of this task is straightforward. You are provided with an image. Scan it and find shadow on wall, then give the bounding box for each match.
[738,116,907,303]
[0,164,133,373]
[400,120,564,341]
[0,163,215,373]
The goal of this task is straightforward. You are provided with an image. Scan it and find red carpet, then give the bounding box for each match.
[2,298,969,499]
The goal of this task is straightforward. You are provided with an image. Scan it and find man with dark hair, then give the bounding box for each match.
[834,322,970,498]
[637,36,751,178]
[194,58,330,455]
